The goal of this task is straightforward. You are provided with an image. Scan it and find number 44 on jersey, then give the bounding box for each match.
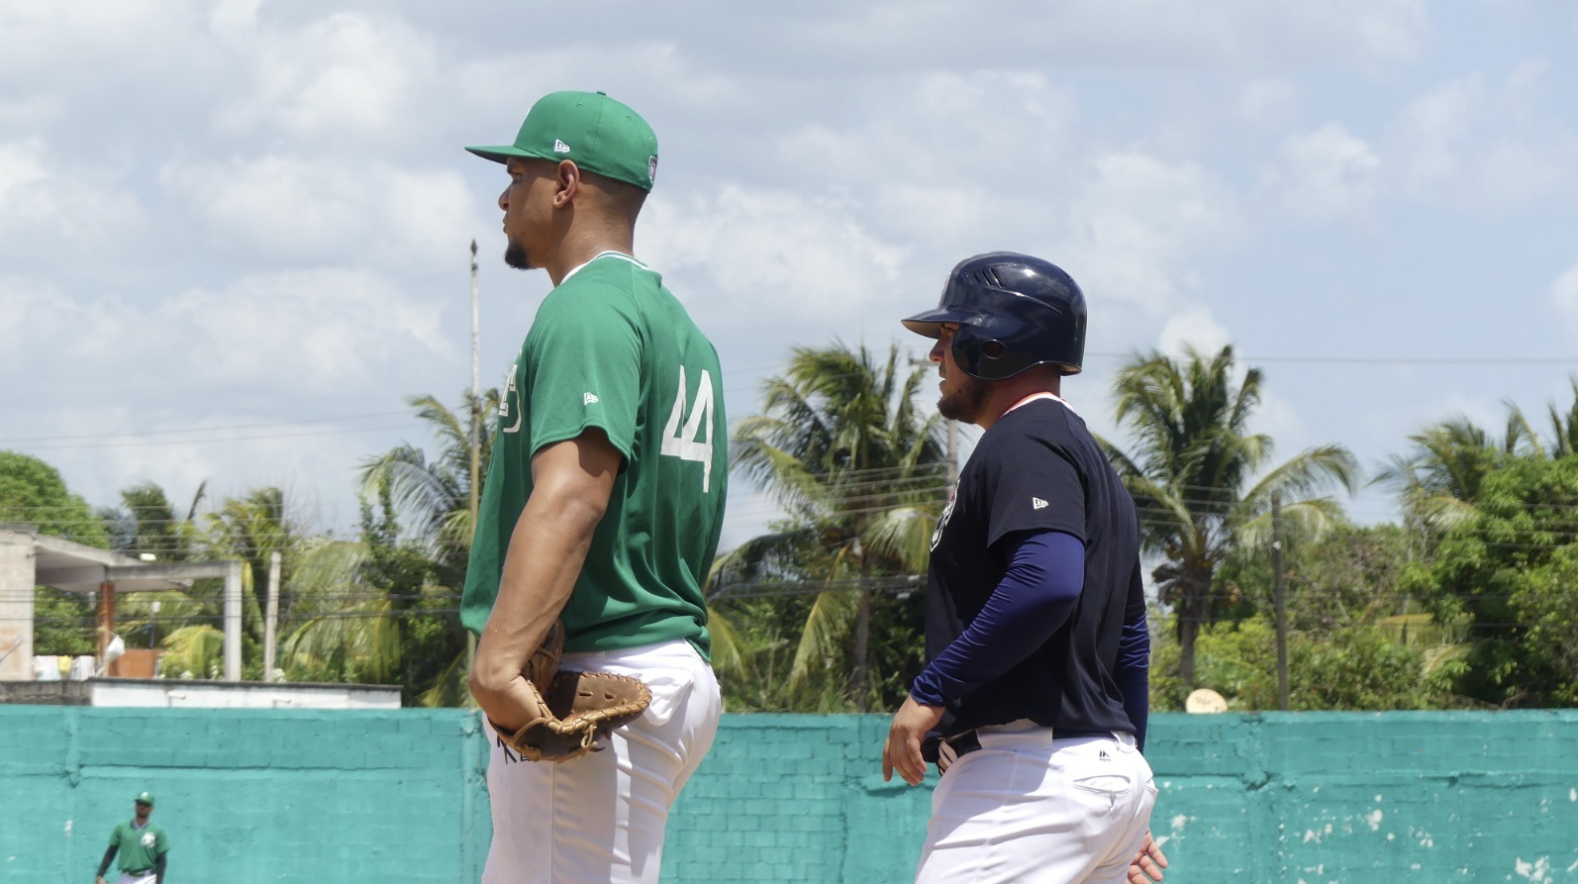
[661,366,716,493]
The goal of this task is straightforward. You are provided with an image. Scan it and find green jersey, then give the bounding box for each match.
[462,252,727,658]
[109,819,169,872]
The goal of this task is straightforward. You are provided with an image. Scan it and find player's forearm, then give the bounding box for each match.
[471,433,619,699]
[473,482,606,688]
[153,851,167,883]
[97,846,117,878]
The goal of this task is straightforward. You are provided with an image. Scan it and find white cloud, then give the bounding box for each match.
[1268,123,1381,220]
[0,139,147,259]
[159,156,480,267]
[1058,150,1245,315]
[214,12,440,147]
[784,0,1428,69]
[1390,64,1578,210]
[1236,79,1300,127]
[644,184,909,335]
[1552,263,1578,342]
[2,269,450,406]
[159,270,452,385]
[1158,308,1232,358]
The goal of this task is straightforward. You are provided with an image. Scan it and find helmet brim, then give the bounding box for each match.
[900,306,981,339]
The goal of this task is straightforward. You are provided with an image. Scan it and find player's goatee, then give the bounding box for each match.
[938,376,988,424]
[504,242,531,270]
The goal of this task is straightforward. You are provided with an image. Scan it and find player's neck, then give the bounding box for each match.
[545,223,636,287]
[977,375,1062,431]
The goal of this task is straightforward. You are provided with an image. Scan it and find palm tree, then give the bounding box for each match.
[723,341,948,710]
[1507,375,1578,459]
[1380,378,1578,534]
[1374,417,1513,532]
[1102,345,1360,689]
[98,481,206,658]
[357,390,500,579]
[284,389,500,705]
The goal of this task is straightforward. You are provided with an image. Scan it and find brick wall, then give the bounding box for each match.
[3,708,1574,883]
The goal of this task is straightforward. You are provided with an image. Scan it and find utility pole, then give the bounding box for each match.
[469,239,481,529]
[909,352,960,495]
[264,551,281,681]
[467,240,481,672]
[945,419,958,492]
[1273,493,1288,711]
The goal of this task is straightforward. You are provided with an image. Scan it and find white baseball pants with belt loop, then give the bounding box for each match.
[482,638,721,884]
[915,720,1157,884]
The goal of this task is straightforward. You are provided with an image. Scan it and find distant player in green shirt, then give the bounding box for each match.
[463,91,728,884]
[95,791,168,884]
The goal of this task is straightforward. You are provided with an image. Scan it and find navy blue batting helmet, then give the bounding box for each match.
[902,252,1087,380]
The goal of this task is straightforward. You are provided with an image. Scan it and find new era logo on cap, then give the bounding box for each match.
[1032,497,1048,510]
[553,138,571,153]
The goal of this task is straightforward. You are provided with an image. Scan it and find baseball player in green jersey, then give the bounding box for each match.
[95,791,169,884]
[462,91,728,884]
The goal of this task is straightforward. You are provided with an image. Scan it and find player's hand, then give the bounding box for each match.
[468,638,549,734]
[1127,831,1168,883]
[882,695,945,786]
[96,877,108,884]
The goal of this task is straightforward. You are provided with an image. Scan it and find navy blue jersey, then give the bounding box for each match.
[925,398,1145,735]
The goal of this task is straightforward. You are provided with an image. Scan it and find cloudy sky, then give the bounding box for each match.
[3,0,1577,549]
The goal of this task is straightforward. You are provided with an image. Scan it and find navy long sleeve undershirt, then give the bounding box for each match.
[911,530,1085,708]
[911,529,1151,750]
[1115,609,1150,751]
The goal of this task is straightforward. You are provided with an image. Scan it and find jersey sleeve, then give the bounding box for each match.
[980,433,1085,553]
[522,286,642,463]
[107,823,121,847]
[155,826,171,854]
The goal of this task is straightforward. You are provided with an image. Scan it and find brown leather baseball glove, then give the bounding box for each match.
[490,620,652,762]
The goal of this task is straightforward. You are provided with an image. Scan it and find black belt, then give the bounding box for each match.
[923,727,1116,773]
[921,730,981,773]
[125,871,154,876]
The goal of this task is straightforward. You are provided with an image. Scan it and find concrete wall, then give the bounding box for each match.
[0,531,35,681]
[3,708,1574,883]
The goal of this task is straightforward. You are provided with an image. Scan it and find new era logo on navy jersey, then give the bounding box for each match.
[1032,497,1048,510]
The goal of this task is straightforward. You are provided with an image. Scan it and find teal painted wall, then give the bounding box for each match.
[4,708,1575,883]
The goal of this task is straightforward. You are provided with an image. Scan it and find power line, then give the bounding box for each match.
[1085,352,1578,367]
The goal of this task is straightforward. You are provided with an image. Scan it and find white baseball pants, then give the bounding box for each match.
[916,722,1156,884]
[482,638,721,884]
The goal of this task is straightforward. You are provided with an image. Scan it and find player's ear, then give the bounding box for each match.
[553,160,581,208]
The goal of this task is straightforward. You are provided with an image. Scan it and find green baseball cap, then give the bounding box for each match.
[466,91,659,192]
[135,791,154,806]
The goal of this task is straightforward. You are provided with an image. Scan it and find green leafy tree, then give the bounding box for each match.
[281,481,467,704]
[0,451,108,546]
[721,341,947,710]
[1,452,108,655]
[319,390,498,705]
[1149,615,1459,711]
[1216,522,1438,634]
[1426,454,1578,706]
[1100,345,1359,692]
